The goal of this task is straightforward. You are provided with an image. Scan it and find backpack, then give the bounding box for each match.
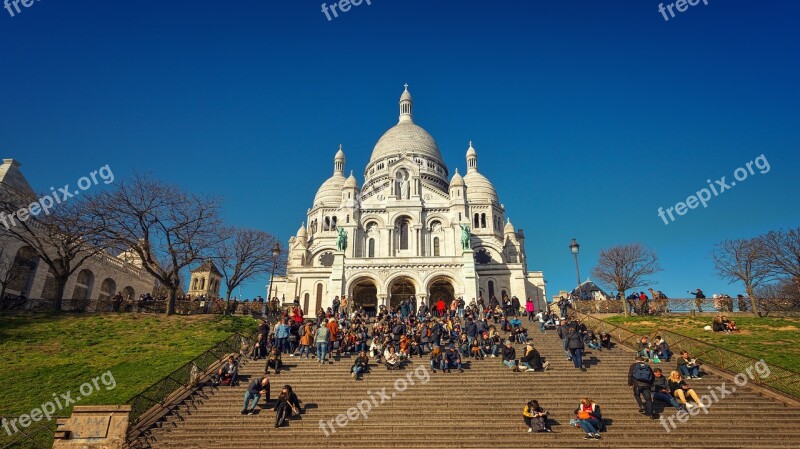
[633,363,654,383]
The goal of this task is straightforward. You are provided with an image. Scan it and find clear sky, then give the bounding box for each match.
[2,0,798,300]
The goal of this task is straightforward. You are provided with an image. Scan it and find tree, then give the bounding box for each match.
[214,228,283,314]
[89,174,224,315]
[712,238,775,316]
[0,191,106,311]
[760,228,800,295]
[590,243,662,317]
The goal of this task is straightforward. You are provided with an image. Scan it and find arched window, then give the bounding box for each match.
[368,238,375,258]
[200,278,205,289]
[474,213,480,228]
[399,219,409,250]
[346,215,350,224]
[488,281,495,299]
[192,278,198,290]
[331,216,338,229]
[433,237,440,256]
[481,213,487,228]
[315,284,323,311]
[323,217,330,231]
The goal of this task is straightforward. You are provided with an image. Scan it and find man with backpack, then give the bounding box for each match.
[628,356,656,419]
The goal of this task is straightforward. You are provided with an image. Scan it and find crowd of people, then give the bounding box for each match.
[213,293,716,440]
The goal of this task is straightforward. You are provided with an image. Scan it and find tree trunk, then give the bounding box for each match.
[745,285,761,318]
[621,289,629,318]
[167,287,177,316]
[54,276,69,313]
[224,288,232,316]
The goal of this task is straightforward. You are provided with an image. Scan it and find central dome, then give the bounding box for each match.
[368,121,443,164]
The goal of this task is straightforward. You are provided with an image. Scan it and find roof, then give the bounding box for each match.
[192,260,222,277]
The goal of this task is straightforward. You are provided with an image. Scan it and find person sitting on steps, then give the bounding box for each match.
[214,355,239,386]
[523,399,552,433]
[351,350,370,380]
[676,350,702,379]
[273,385,301,428]
[501,340,521,372]
[638,336,655,361]
[443,343,464,373]
[575,397,604,440]
[240,375,270,415]
[520,344,550,372]
[384,345,400,370]
[430,345,443,373]
[652,368,687,411]
[265,346,282,374]
[668,371,706,410]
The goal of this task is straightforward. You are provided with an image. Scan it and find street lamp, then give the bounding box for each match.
[268,242,281,305]
[569,238,582,300]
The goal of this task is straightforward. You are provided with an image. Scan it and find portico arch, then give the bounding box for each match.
[387,275,416,309]
[349,276,379,316]
[427,275,456,308]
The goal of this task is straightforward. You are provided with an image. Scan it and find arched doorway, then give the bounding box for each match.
[99,278,117,300]
[72,268,95,300]
[388,276,415,309]
[351,278,378,317]
[428,276,456,309]
[122,286,135,299]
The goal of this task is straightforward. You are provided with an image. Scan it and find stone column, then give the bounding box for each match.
[328,252,345,305]
[462,249,478,303]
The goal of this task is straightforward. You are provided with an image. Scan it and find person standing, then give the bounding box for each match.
[688,289,705,312]
[628,357,656,419]
[566,326,585,371]
[525,297,535,322]
[314,320,330,364]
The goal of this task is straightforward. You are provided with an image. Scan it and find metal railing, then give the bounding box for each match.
[124,330,258,448]
[569,310,800,400]
[567,297,800,316]
[0,416,64,449]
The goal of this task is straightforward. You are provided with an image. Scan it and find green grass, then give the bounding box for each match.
[603,315,800,372]
[0,313,258,417]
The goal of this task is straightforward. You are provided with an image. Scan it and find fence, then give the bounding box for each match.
[570,310,800,400]
[0,297,279,316]
[568,297,800,316]
[124,331,257,448]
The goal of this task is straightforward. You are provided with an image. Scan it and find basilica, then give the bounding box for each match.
[271,86,545,315]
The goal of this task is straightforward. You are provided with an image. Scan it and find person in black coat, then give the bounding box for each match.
[273,385,301,428]
[566,328,585,371]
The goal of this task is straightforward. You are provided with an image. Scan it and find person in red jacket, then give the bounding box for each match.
[436,299,446,317]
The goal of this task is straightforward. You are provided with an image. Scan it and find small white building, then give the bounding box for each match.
[271,87,545,315]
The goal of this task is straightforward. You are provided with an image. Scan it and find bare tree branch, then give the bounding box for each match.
[590,242,662,317]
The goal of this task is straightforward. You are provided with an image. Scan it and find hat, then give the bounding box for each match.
[449,343,455,349]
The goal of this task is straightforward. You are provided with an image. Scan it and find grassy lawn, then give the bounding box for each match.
[603,315,800,372]
[0,313,258,418]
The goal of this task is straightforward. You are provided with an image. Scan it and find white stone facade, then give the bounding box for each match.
[271,87,545,314]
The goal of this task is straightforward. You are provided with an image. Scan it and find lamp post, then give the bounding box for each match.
[569,238,582,301]
[268,242,281,307]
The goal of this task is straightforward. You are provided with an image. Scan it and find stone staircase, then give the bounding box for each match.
[146,323,800,448]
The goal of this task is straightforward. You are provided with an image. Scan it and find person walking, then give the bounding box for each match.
[628,357,656,419]
[566,326,585,371]
[314,320,330,364]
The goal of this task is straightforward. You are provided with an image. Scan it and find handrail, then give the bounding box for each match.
[569,310,800,400]
[123,327,264,448]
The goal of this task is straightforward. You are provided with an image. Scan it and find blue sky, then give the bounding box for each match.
[1,0,798,300]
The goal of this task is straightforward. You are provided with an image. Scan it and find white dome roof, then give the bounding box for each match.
[464,171,498,203]
[313,173,345,206]
[343,171,358,189]
[297,223,307,237]
[450,169,464,187]
[369,121,443,165]
[504,218,515,234]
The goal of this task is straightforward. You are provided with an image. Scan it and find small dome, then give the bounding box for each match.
[343,171,358,189]
[297,223,307,237]
[464,171,498,203]
[504,218,515,234]
[466,141,477,158]
[335,144,345,161]
[313,173,345,206]
[400,84,412,102]
[450,168,464,187]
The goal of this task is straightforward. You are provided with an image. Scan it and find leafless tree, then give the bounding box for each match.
[88,174,225,315]
[759,228,800,295]
[590,243,662,317]
[712,238,775,316]
[214,227,283,314]
[0,190,106,311]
